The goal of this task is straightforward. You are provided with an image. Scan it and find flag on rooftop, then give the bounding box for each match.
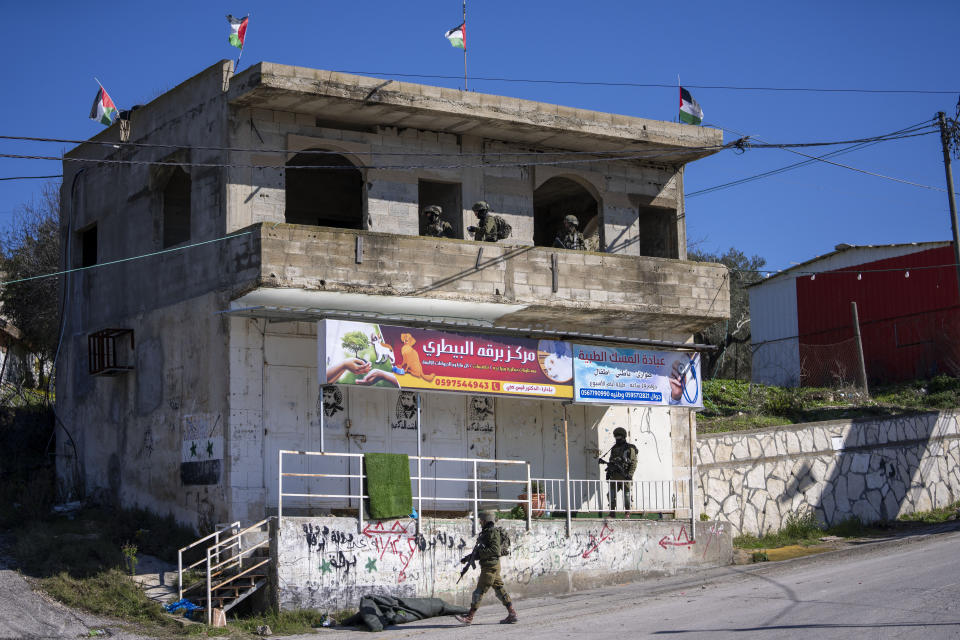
[679,87,703,125]
[445,23,465,50]
[89,85,117,126]
[227,14,249,49]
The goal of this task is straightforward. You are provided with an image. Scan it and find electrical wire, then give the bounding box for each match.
[328,70,960,95]
[688,120,941,197]
[0,174,61,181]
[0,230,252,287]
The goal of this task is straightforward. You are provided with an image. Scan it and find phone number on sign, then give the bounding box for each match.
[435,378,498,391]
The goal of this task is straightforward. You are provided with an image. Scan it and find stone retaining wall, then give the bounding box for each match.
[274,515,732,611]
[697,411,960,536]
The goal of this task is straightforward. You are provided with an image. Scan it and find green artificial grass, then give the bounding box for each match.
[365,453,413,519]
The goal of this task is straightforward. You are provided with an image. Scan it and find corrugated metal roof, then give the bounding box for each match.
[747,241,951,289]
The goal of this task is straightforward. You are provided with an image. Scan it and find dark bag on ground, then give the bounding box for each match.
[341,594,469,632]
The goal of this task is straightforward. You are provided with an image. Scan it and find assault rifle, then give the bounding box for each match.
[598,456,630,477]
[457,549,478,584]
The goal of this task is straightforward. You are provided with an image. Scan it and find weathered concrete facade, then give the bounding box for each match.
[697,411,960,536]
[57,59,728,533]
[275,516,732,611]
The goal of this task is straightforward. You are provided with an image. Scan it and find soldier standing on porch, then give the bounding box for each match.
[599,427,638,517]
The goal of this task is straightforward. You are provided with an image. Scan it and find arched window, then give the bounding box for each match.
[285,150,363,229]
[533,177,599,249]
[162,167,191,247]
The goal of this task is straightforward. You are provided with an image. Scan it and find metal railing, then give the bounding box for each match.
[278,449,533,533]
[532,478,686,516]
[204,518,272,625]
[177,521,240,600]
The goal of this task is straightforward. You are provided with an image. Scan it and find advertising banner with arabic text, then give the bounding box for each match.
[319,320,573,399]
[573,344,702,407]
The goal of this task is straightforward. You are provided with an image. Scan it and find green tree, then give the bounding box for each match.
[341,331,370,359]
[688,246,766,380]
[0,182,61,388]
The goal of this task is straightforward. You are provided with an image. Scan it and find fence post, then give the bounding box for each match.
[525,464,532,531]
[851,301,870,397]
[206,547,213,626]
[416,393,423,535]
[471,460,478,536]
[277,450,283,521]
[563,403,572,537]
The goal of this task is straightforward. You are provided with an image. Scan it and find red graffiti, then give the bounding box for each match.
[701,522,724,559]
[362,520,418,582]
[658,526,696,550]
[581,523,614,558]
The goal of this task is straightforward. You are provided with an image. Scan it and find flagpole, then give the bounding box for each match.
[677,74,680,124]
[462,0,467,91]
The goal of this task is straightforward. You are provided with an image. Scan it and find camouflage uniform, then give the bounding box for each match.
[423,219,453,238]
[468,201,505,242]
[555,228,585,250]
[470,212,503,242]
[471,523,512,608]
[605,429,638,513]
[456,512,517,625]
[554,215,586,250]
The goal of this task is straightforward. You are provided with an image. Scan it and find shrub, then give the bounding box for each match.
[782,508,823,539]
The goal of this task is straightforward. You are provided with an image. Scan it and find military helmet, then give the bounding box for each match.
[613,427,627,438]
[479,509,497,524]
[564,214,579,226]
[424,205,442,217]
[472,201,490,213]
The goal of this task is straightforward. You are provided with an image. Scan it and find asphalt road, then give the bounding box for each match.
[2,524,958,639]
[315,523,960,640]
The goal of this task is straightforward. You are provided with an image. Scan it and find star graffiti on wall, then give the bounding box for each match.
[189,442,198,458]
[365,557,377,573]
[206,440,214,457]
[320,559,332,574]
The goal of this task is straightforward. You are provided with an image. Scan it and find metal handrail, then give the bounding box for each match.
[177,521,239,600]
[278,449,533,533]
[205,518,272,625]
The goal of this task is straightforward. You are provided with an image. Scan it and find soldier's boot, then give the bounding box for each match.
[499,605,518,624]
[455,608,477,625]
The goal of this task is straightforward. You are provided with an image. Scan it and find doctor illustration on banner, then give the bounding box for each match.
[668,356,699,406]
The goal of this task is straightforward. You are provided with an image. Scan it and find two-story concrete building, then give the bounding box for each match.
[57,60,729,537]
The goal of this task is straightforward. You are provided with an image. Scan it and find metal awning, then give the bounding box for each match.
[220,288,717,352]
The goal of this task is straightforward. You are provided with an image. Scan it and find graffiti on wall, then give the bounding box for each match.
[391,392,418,430]
[658,525,695,550]
[320,385,344,418]
[180,413,222,485]
[467,396,495,432]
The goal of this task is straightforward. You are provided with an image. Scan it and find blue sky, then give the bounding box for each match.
[2,1,958,271]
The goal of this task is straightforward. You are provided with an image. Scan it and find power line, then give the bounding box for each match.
[688,120,941,197]
[329,70,960,95]
[0,230,253,287]
[0,174,61,182]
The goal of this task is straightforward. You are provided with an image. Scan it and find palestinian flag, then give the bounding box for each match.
[89,86,117,126]
[445,23,465,50]
[679,87,703,125]
[227,14,248,49]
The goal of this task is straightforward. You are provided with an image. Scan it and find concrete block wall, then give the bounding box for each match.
[56,291,233,531]
[275,515,732,611]
[253,225,729,338]
[224,108,681,255]
[697,411,960,535]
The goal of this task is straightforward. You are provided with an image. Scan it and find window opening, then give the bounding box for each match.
[418,180,462,238]
[533,177,599,249]
[162,167,191,247]
[80,224,97,268]
[285,150,363,229]
[637,205,678,258]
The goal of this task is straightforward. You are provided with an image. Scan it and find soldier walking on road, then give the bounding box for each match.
[421,205,453,238]
[599,427,638,517]
[455,510,518,625]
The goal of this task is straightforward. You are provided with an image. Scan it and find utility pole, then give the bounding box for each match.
[937,112,960,300]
